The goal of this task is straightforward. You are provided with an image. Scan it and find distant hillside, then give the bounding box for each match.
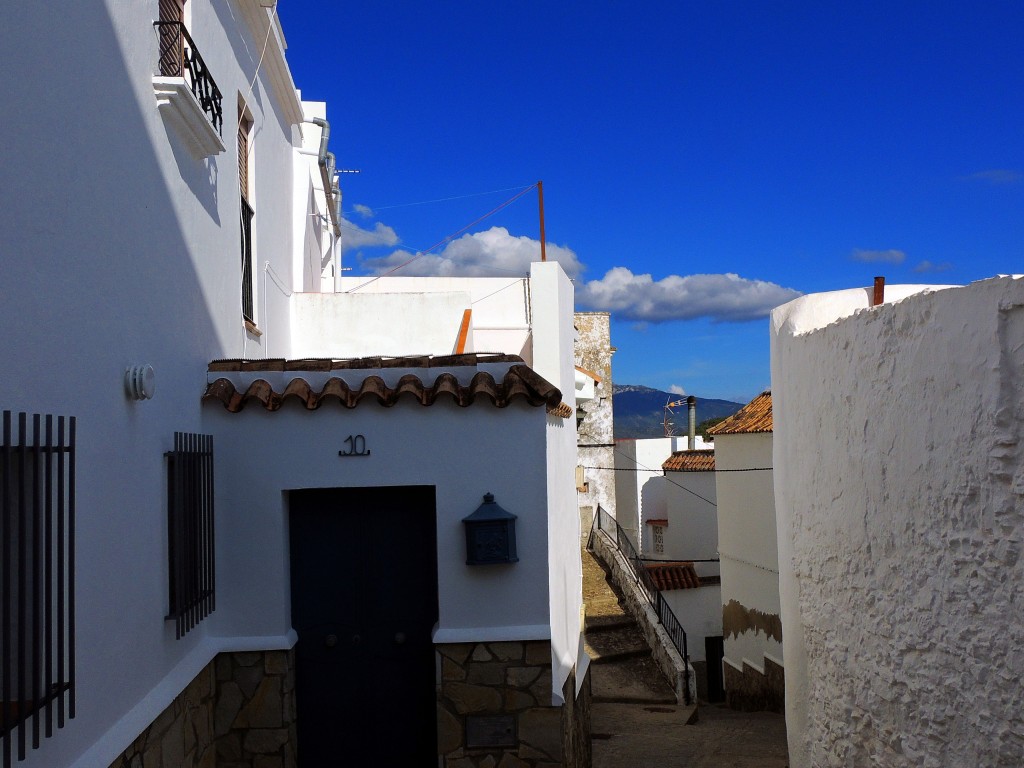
[612,384,744,439]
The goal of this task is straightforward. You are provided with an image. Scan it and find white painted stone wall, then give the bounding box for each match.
[771,276,1024,767]
[714,433,782,675]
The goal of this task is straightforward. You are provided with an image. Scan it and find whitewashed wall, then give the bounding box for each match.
[661,587,722,664]
[534,263,584,704]
[338,275,533,362]
[714,433,781,675]
[613,438,685,551]
[0,2,312,766]
[204,396,552,643]
[658,469,718,577]
[771,276,1024,768]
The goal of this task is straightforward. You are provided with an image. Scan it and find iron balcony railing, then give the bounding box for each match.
[240,196,255,323]
[591,506,690,705]
[153,21,224,137]
[1,411,76,768]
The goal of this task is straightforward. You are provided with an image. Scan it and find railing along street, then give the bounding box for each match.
[591,506,691,705]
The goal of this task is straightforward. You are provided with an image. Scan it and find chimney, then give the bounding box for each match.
[872,276,885,307]
[687,396,697,451]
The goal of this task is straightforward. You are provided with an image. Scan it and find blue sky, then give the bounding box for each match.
[277,2,1023,403]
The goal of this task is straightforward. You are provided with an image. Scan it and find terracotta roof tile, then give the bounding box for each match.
[207,352,524,372]
[547,402,574,419]
[202,360,565,414]
[644,562,703,591]
[706,390,772,435]
[662,449,715,472]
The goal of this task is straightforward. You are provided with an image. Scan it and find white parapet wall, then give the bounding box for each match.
[770,276,1024,767]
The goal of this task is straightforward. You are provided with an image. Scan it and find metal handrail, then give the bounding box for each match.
[153,21,224,136]
[593,506,691,704]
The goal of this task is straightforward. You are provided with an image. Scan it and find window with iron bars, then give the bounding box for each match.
[165,433,215,639]
[1,411,76,768]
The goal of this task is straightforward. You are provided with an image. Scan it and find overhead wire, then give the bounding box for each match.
[345,183,538,293]
[347,184,535,214]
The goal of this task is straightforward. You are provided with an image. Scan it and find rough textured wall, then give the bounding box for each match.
[108,650,297,768]
[574,312,615,528]
[771,276,1024,767]
[436,640,591,767]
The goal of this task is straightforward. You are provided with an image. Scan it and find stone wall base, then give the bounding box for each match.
[436,640,592,768]
[108,649,296,768]
[723,656,784,713]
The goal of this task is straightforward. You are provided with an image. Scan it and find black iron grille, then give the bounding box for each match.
[153,21,224,137]
[1,411,76,768]
[165,433,215,640]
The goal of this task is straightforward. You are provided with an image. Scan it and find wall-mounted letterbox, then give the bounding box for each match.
[462,492,518,565]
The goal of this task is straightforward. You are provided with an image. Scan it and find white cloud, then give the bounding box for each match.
[669,384,687,395]
[913,260,953,273]
[340,218,399,251]
[963,169,1022,185]
[575,268,802,323]
[851,248,906,264]
[353,203,375,218]
[359,226,584,278]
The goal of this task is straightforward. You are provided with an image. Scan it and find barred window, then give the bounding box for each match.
[165,433,215,639]
[1,411,75,768]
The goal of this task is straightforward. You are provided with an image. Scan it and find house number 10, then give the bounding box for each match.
[338,434,370,457]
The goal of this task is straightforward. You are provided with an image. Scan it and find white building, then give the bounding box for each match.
[656,449,723,701]
[771,276,1024,767]
[613,436,710,552]
[707,392,783,711]
[1,4,587,767]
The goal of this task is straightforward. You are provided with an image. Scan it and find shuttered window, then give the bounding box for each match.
[157,0,185,77]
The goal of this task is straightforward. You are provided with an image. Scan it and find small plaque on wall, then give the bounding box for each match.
[465,715,517,748]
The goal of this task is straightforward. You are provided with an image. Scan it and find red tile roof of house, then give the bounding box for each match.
[202,355,567,414]
[644,562,702,591]
[662,449,715,472]
[706,390,773,435]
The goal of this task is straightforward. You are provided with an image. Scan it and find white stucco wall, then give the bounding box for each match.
[204,397,552,643]
[657,469,718,577]
[771,276,1024,768]
[534,263,584,703]
[661,586,723,663]
[713,433,781,675]
[613,438,685,551]
[2,3,312,766]
[338,275,532,358]
[291,292,473,357]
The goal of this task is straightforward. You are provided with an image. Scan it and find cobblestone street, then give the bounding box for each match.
[592,701,789,768]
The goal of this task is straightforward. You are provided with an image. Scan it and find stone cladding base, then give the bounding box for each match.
[436,640,591,768]
[723,656,784,713]
[108,649,296,768]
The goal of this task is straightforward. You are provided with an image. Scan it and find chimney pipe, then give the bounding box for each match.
[687,395,697,451]
[872,276,885,307]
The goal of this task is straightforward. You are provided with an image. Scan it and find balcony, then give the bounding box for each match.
[152,21,225,157]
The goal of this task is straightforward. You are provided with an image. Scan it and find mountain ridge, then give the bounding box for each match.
[612,384,745,439]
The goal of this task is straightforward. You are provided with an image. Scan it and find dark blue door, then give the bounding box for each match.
[289,486,439,765]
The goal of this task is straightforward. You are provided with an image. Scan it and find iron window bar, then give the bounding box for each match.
[1,411,76,768]
[240,197,255,323]
[165,432,215,640]
[153,21,224,136]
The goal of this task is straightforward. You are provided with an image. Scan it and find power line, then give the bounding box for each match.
[608,447,717,507]
[344,184,537,293]
[347,184,535,213]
